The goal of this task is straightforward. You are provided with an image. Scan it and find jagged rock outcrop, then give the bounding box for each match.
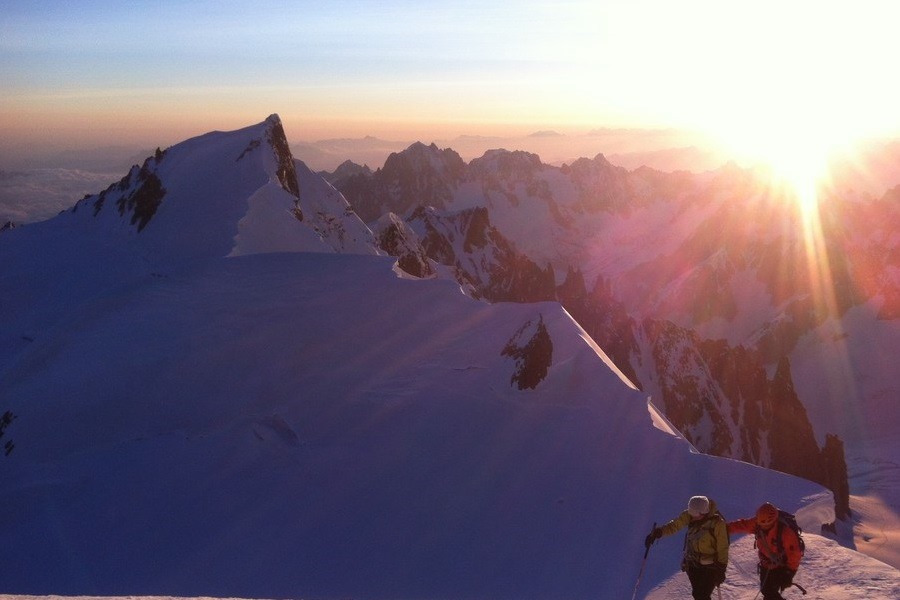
[822,434,851,521]
[407,205,556,302]
[635,322,850,506]
[829,185,900,321]
[115,162,166,231]
[340,142,466,222]
[79,150,168,231]
[372,213,434,278]
[0,410,15,457]
[265,115,301,198]
[502,315,553,390]
[696,339,768,463]
[641,319,735,455]
[555,268,641,388]
[767,356,824,482]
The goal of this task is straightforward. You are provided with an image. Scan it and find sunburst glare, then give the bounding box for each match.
[711,118,838,218]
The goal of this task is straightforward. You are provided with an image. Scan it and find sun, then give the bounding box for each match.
[705,111,855,327]
[708,116,840,216]
[635,2,900,217]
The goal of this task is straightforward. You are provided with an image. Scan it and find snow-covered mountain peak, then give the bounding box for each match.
[10,115,380,267]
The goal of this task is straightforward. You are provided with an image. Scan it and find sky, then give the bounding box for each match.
[3,0,900,167]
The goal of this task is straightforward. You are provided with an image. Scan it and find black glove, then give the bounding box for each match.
[713,562,727,586]
[644,527,662,549]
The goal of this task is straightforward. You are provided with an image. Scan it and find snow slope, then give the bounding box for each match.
[0,250,893,598]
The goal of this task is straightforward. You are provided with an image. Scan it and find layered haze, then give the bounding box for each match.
[4,2,900,171]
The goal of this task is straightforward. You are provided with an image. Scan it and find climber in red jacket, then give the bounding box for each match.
[728,502,803,600]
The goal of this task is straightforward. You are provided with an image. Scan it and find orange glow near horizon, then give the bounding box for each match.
[3,1,900,172]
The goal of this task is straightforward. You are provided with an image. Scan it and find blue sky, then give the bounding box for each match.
[2,0,899,163]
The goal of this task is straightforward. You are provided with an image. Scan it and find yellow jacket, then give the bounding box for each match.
[659,503,729,566]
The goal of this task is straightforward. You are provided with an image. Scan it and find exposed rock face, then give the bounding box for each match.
[556,269,642,389]
[642,319,735,455]
[469,150,551,206]
[115,163,166,232]
[340,143,466,222]
[0,410,15,457]
[566,153,639,213]
[265,115,301,199]
[767,356,823,482]
[695,339,768,463]
[502,316,553,390]
[822,434,851,520]
[82,150,168,232]
[236,115,301,200]
[405,205,556,302]
[372,213,435,278]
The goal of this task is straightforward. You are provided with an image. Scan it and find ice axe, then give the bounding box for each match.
[631,522,656,600]
[790,582,808,595]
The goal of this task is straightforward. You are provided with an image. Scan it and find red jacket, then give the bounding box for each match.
[728,518,802,571]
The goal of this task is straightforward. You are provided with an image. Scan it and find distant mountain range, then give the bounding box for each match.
[291,127,723,173]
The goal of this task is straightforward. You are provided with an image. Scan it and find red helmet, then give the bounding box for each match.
[756,502,778,529]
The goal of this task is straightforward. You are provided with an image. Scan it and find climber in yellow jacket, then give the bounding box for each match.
[645,495,729,600]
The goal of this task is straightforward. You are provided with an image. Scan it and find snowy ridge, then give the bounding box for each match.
[0,251,829,598]
[291,159,380,255]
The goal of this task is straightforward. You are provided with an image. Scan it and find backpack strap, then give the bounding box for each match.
[755,523,786,567]
[683,513,724,567]
[775,517,785,556]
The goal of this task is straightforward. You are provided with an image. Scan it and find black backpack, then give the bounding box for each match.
[775,510,806,557]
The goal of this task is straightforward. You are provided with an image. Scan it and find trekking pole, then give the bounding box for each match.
[630,522,656,600]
